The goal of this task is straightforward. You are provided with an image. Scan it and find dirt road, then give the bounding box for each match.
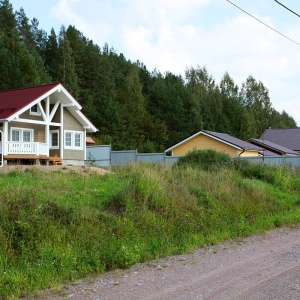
[40,226,300,300]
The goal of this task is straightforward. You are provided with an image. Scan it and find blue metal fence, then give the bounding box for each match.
[86,146,300,168]
[241,156,300,168]
[85,146,180,167]
[111,150,137,166]
[86,145,111,167]
[137,153,165,164]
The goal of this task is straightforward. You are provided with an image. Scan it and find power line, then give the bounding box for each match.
[274,0,300,18]
[226,0,300,46]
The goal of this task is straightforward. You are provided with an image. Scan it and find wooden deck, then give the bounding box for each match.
[47,156,63,166]
[3,155,63,166]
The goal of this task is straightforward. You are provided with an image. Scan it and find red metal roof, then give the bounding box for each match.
[0,83,60,119]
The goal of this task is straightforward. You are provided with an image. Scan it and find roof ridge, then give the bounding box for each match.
[264,127,299,130]
[0,83,60,94]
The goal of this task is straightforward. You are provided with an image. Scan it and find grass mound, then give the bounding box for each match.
[0,162,300,298]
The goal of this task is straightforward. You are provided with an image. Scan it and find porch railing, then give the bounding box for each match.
[5,142,48,156]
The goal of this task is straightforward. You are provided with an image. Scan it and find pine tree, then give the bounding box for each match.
[57,26,79,97]
[16,7,34,51]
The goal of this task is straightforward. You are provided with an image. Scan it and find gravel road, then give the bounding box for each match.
[36,226,300,300]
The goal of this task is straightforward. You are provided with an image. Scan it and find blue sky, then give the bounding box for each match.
[9,0,300,126]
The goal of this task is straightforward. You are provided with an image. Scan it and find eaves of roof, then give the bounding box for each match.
[165,130,262,153]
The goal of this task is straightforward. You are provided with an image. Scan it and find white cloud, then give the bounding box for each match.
[49,0,300,125]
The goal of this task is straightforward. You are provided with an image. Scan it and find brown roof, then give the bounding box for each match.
[260,128,300,151]
[0,83,60,119]
[247,138,300,156]
[165,130,263,153]
[202,130,262,151]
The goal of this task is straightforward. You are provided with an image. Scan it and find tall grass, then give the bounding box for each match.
[1,158,300,299]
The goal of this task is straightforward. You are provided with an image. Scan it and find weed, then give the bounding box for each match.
[176,149,232,170]
[0,163,300,299]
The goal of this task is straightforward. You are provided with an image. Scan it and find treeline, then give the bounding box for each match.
[0,0,296,151]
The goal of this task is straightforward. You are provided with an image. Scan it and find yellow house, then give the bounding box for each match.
[165,130,262,157]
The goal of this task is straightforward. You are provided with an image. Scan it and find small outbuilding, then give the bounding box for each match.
[86,136,96,146]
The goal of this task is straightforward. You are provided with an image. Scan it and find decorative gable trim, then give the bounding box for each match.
[1,83,97,133]
[7,84,61,121]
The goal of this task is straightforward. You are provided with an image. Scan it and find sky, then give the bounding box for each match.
[9,0,300,126]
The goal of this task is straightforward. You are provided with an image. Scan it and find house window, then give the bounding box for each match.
[30,104,41,116]
[75,133,81,147]
[11,128,33,142]
[50,130,59,149]
[65,132,72,147]
[11,129,21,141]
[64,131,83,150]
[23,130,31,142]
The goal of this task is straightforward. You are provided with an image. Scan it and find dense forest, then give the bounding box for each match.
[0,0,297,151]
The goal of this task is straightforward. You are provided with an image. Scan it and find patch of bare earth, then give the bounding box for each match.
[0,165,111,176]
[25,226,300,300]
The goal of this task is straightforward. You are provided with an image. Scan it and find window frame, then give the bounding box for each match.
[50,130,59,149]
[10,127,34,142]
[64,130,83,150]
[30,103,41,116]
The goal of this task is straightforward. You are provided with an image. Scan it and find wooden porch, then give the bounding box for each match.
[1,154,63,166]
[0,141,63,165]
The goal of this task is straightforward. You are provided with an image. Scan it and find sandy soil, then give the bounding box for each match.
[24,226,300,300]
[0,165,111,176]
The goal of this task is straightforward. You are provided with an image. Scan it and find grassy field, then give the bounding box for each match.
[1,153,300,299]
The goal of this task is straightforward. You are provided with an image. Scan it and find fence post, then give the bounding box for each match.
[110,144,112,167]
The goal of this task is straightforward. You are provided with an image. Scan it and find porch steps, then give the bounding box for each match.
[48,156,63,166]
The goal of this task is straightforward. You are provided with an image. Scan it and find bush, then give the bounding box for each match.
[176,149,232,170]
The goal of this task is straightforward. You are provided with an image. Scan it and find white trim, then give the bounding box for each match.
[3,122,8,155]
[37,102,46,121]
[50,130,59,149]
[7,84,60,121]
[165,130,237,155]
[60,104,64,159]
[200,131,244,150]
[4,83,97,134]
[49,100,60,121]
[0,129,3,167]
[30,104,42,116]
[84,129,86,162]
[75,110,98,132]
[64,130,83,150]
[62,103,75,107]
[164,130,263,154]
[13,118,61,126]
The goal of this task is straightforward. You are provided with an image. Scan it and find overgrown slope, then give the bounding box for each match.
[1,159,300,299]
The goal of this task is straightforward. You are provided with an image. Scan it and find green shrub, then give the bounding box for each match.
[1,164,300,299]
[176,149,232,170]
